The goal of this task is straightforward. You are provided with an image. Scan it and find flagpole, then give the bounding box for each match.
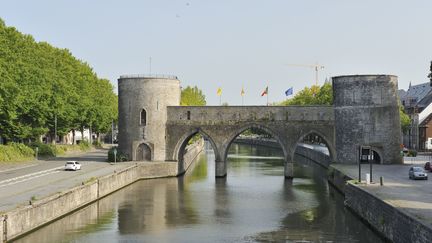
[267,87,269,106]
[219,95,221,105]
[242,95,244,106]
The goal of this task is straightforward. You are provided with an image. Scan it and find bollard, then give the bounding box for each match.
[380,176,384,186]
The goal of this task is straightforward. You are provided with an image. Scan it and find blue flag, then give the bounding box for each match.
[285,87,293,96]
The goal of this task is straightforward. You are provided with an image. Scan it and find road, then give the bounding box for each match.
[0,148,136,212]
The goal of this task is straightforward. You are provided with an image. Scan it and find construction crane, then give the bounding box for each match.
[286,63,325,86]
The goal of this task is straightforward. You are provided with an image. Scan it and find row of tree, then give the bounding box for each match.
[0,19,117,144]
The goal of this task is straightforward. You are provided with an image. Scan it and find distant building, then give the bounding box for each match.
[399,82,432,150]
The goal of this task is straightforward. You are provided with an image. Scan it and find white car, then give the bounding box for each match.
[65,161,81,171]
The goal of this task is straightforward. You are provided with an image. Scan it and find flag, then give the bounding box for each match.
[285,87,293,96]
[241,87,245,96]
[217,87,222,96]
[261,86,268,96]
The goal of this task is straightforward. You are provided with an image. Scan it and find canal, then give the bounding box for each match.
[13,143,382,243]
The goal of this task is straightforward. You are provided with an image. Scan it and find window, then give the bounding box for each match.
[140,109,147,125]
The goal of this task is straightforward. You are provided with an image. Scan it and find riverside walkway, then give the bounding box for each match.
[332,156,432,228]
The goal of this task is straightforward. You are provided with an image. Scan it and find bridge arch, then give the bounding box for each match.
[222,123,289,163]
[173,128,220,174]
[291,129,336,163]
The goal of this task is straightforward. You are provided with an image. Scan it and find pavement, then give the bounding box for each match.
[332,156,432,228]
[0,147,137,212]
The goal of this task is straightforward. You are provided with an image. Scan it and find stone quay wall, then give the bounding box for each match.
[345,182,432,243]
[1,145,202,242]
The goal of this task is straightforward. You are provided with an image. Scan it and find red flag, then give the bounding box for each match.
[261,86,268,96]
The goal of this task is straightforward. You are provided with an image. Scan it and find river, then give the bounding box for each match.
[13,143,383,243]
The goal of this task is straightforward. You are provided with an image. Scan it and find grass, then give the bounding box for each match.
[85,177,98,184]
[0,142,94,163]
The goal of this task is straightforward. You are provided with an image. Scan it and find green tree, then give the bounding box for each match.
[181,86,206,106]
[399,105,410,134]
[278,82,333,105]
[0,19,118,144]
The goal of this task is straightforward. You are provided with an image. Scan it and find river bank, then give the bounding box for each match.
[0,142,204,242]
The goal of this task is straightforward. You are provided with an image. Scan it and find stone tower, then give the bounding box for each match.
[333,75,402,164]
[117,75,181,161]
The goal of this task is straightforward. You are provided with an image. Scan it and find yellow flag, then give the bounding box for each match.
[217,87,222,96]
[241,87,245,96]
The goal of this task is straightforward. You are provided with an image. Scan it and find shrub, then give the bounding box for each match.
[79,140,91,151]
[407,150,417,157]
[29,142,56,157]
[92,140,102,148]
[107,147,128,162]
[0,143,35,162]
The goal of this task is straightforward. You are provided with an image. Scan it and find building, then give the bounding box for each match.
[399,82,432,150]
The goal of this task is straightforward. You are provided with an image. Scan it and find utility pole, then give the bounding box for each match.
[286,63,325,86]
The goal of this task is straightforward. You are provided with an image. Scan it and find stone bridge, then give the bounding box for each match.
[118,74,403,179]
[165,106,335,177]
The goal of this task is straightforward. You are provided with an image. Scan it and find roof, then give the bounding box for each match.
[400,82,432,107]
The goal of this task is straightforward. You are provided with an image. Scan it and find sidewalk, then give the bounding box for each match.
[332,159,432,227]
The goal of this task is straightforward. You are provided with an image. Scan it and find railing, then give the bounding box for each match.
[119,74,178,80]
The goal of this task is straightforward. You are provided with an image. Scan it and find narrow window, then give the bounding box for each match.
[187,111,191,120]
[140,109,147,125]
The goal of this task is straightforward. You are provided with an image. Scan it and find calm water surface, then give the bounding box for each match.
[14,143,383,243]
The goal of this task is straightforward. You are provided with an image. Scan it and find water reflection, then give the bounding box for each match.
[13,143,382,243]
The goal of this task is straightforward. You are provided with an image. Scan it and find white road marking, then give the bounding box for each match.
[0,163,38,173]
[0,166,64,186]
[0,170,61,188]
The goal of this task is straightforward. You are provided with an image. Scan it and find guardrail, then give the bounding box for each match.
[119,74,178,80]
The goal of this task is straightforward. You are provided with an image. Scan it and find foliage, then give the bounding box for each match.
[0,19,117,143]
[187,133,203,145]
[406,150,417,157]
[399,105,411,134]
[92,140,102,148]
[278,82,333,105]
[79,140,91,151]
[181,86,206,106]
[0,143,34,162]
[107,147,128,162]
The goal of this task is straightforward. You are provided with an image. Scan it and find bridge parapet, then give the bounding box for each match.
[166,106,334,125]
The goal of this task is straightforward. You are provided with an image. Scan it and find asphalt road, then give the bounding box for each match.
[0,148,136,212]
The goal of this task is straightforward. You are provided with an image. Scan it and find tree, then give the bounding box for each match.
[180,86,206,106]
[399,105,411,134]
[278,82,333,106]
[0,19,118,144]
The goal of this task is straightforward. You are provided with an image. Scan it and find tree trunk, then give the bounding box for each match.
[72,129,76,145]
[80,126,85,142]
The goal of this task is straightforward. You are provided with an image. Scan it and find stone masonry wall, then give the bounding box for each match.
[345,183,432,243]
[333,75,402,164]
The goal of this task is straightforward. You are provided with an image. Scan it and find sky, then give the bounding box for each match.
[1,0,431,105]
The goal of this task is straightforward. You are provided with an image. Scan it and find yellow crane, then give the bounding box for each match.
[286,63,325,86]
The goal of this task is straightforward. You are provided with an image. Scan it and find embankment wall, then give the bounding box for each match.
[345,182,432,243]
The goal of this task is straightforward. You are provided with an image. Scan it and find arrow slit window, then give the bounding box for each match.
[140,109,147,125]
